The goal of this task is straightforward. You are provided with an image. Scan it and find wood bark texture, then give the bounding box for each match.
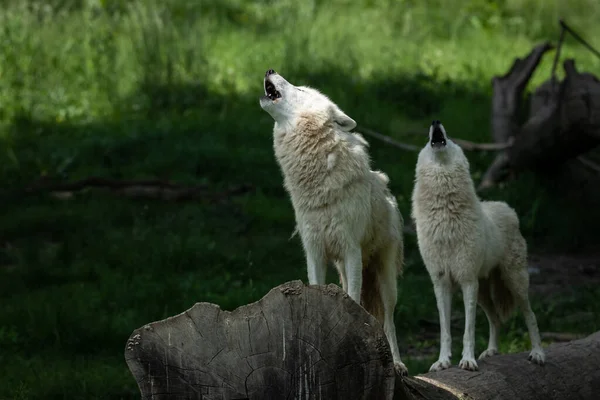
[396,330,600,400]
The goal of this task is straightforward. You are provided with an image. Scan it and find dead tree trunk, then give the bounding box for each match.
[125,280,600,400]
[479,43,600,190]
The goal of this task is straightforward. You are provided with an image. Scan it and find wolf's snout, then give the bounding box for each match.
[265,69,276,77]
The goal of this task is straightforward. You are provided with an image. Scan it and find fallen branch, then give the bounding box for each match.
[453,137,514,151]
[578,156,600,174]
[359,126,421,152]
[478,152,511,191]
[1,177,254,202]
[24,176,205,193]
[359,127,510,153]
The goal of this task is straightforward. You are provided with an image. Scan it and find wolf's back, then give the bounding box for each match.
[481,200,521,236]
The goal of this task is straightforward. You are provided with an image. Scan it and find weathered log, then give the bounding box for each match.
[396,330,600,400]
[125,280,396,400]
[479,42,600,190]
[125,280,600,400]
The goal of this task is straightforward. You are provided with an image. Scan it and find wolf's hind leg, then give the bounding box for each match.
[503,263,545,365]
[377,246,407,376]
[509,271,545,365]
[477,278,501,359]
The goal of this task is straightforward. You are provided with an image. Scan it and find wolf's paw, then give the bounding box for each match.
[429,358,451,372]
[528,349,545,365]
[458,357,479,371]
[394,362,409,376]
[478,348,499,360]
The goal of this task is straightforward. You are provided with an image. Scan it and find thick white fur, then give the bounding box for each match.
[411,124,545,372]
[260,72,407,375]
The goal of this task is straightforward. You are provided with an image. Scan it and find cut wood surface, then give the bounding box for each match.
[125,280,396,400]
[125,280,600,400]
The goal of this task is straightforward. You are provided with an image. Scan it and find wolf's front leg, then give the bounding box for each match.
[459,280,479,371]
[344,247,363,303]
[430,277,453,372]
[303,240,327,286]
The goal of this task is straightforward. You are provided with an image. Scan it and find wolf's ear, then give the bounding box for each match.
[332,107,357,131]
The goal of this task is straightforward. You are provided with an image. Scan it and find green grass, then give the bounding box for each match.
[1,0,600,398]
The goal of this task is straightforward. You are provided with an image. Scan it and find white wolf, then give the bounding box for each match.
[411,120,545,372]
[259,69,407,375]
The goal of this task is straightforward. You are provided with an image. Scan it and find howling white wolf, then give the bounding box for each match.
[411,120,545,372]
[259,69,407,375]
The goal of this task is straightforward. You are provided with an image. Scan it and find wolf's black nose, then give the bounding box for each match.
[265,69,276,77]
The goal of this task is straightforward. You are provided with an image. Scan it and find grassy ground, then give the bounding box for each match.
[1,0,600,398]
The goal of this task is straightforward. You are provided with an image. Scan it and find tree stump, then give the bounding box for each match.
[125,280,396,400]
[125,280,600,399]
[479,43,600,190]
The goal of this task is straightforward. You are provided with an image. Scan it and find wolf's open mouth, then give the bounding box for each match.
[264,79,282,101]
[430,123,446,147]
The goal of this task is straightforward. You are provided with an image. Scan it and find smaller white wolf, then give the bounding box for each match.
[259,69,407,375]
[411,121,545,372]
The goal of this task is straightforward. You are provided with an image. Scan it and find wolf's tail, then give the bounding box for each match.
[396,210,405,277]
[397,241,404,276]
[360,244,403,323]
[360,265,384,322]
[480,268,516,324]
